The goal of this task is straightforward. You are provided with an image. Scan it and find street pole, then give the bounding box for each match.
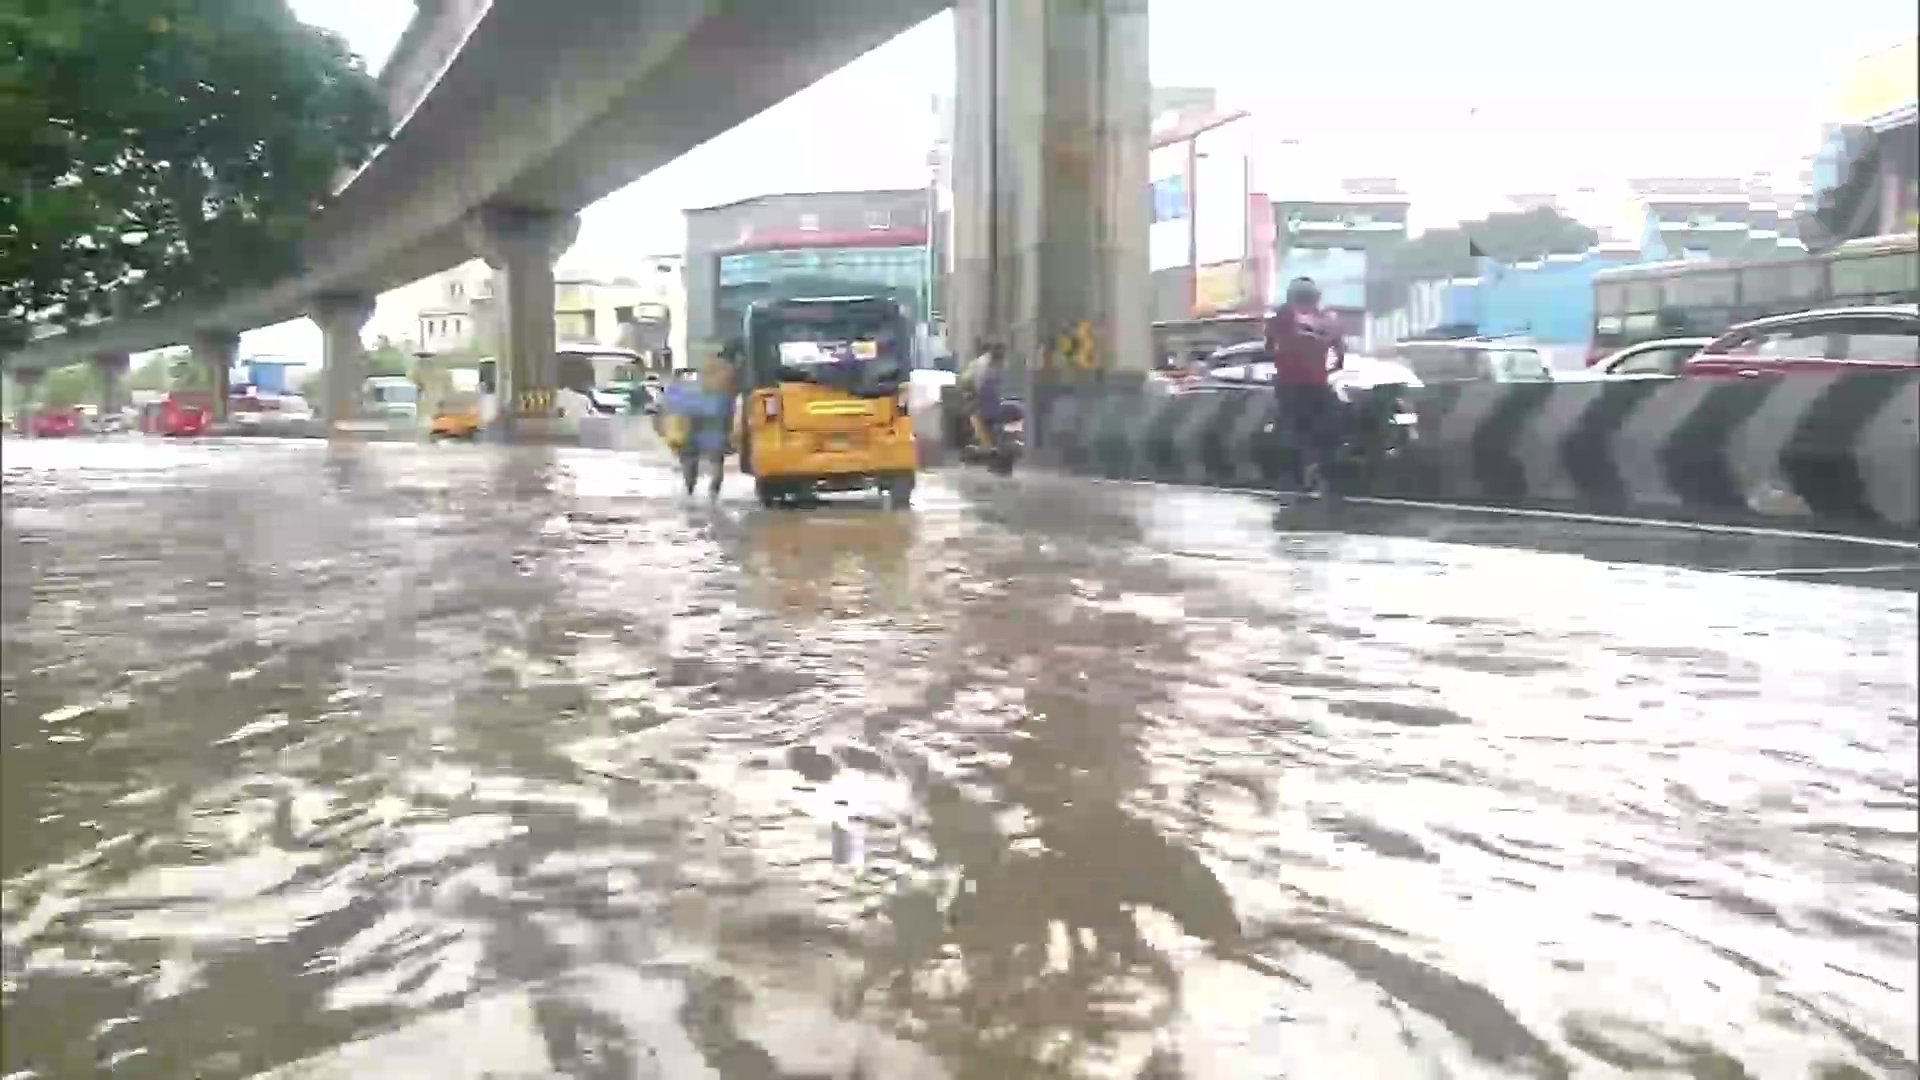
[925,143,942,350]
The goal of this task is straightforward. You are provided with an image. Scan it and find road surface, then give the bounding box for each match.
[3,438,1915,1080]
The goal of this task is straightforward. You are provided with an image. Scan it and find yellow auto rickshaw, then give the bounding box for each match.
[429,390,483,440]
[735,296,918,508]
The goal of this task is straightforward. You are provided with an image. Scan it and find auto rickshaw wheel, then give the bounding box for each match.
[755,480,784,508]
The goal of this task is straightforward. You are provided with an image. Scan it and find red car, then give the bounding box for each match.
[1683,305,1919,378]
[139,394,212,437]
[28,408,82,437]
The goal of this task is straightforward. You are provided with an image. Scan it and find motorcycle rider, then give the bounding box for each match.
[1265,277,1347,495]
[959,340,1014,450]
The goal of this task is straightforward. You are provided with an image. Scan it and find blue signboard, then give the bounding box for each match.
[1152,175,1189,224]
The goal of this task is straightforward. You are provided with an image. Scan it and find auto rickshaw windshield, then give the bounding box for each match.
[746,302,908,397]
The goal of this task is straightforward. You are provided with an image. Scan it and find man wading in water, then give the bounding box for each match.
[1265,276,1347,497]
[659,350,737,498]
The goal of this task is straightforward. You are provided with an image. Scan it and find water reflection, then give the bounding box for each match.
[1,440,1914,1080]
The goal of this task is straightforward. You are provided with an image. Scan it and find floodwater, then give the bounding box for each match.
[2,437,1915,1080]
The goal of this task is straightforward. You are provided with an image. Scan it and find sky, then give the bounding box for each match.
[246,0,1917,360]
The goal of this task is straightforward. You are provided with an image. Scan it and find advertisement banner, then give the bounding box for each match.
[1149,144,1191,272]
[1192,116,1250,267]
[1194,261,1247,314]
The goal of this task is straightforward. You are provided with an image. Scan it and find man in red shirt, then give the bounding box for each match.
[1264,277,1346,494]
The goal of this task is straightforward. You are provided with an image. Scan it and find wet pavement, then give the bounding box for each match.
[2,436,1915,1080]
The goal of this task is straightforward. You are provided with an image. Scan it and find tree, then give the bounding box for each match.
[363,336,411,378]
[38,363,99,409]
[126,348,186,392]
[1,0,389,346]
[168,353,211,390]
[1376,206,1600,283]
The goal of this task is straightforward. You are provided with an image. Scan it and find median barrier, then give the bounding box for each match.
[1024,372,1919,534]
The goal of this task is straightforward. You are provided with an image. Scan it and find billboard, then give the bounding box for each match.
[1836,39,1917,131]
[1149,144,1191,272]
[1192,115,1251,267]
[1194,261,1247,315]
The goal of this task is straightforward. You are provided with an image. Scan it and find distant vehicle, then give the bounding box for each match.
[1151,313,1269,366]
[28,408,82,438]
[1590,232,1919,360]
[139,394,211,437]
[1391,338,1554,383]
[1683,304,1920,378]
[361,376,419,421]
[1189,343,1424,397]
[1557,337,1713,382]
[429,390,482,441]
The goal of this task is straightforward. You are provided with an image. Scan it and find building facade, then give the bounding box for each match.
[1626,177,1806,263]
[1272,178,1412,338]
[683,190,934,359]
[392,258,686,371]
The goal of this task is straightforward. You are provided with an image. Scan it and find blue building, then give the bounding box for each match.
[1365,248,1642,353]
[235,357,308,395]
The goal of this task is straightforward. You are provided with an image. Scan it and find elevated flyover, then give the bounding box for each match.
[6,0,947,375]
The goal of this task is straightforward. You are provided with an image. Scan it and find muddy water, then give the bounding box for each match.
[2,438,1914,1080]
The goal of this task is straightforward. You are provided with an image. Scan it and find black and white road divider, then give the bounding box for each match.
[1018,372,1918,533]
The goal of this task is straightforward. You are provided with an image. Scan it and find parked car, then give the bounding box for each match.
[139,396,211,437]
[1392,338,1554,383]
[1557,337,1713,382]
[28,408,82,438]
[1684,305,1919,378]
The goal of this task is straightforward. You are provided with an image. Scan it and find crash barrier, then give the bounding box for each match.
[1021,371,1919,533]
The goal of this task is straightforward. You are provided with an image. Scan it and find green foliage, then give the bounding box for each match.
[38,363,99,409]
[1377,207,1600,283]
[126,348,184,391]
[1,0,389,344]
[364,336,411,378]
[168,353,211,389]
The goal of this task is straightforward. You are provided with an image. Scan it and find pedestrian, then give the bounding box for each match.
[1264,277,1347,495]
[659,349,736,498]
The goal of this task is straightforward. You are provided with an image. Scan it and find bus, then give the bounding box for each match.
[1589,233,1918,361]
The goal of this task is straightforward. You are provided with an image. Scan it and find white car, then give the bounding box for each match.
[1556,337,1713,382]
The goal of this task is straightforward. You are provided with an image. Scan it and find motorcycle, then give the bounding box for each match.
[940,388,1025,476]
[1329,381,1418,491]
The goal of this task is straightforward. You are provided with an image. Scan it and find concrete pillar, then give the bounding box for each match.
[11,368,44,435]
[191,329,239,422]
[92,351,130,421]
[950,0,1151,382]
[465,205,579,441]
[313,293,376,436]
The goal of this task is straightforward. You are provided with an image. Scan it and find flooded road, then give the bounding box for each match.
[3,437,1915,1080]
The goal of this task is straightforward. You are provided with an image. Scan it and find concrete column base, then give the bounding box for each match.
[92,351,131,422]
[313,293,377,439]
[466,205,579,444]
[11,369,45,435]
[191,330,240,423]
